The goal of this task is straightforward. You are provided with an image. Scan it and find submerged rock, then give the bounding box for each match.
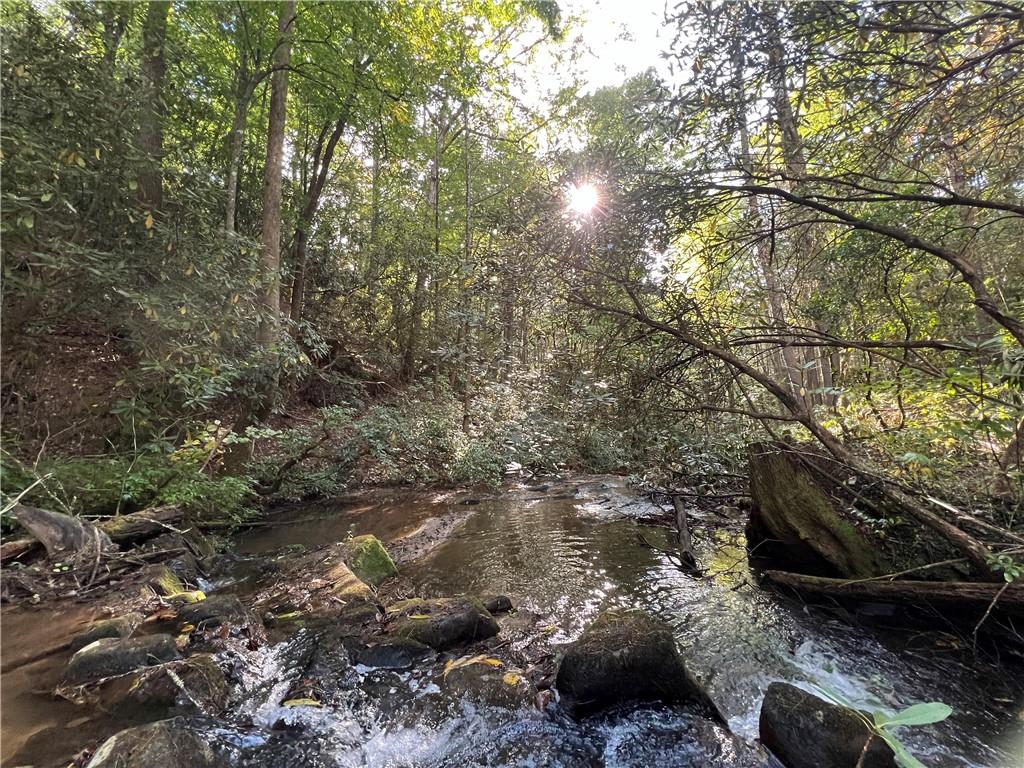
[443,654,535,708]
[482,594,513,614]
[386,597,499,650]
[86,718,218,768]
[64,634,179,685]
[69,612,144,652]
[759,682,896,768]
[554,609,704,714]
[746,445,893,579]
[352,636,432,669]
[342,534,398,586]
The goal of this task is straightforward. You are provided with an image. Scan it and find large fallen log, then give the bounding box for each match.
[1,504,187,563]
[12,504,114,558]
[762,570,1024,615]
[98,504,185,544]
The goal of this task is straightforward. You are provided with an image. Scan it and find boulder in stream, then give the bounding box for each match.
[342,534,398,586]
[86,718,218,768]
[555,609,708,715]
[746,444,894,579]
[386,597,499,650]
[64,634,179,685]
[759,682,896,768]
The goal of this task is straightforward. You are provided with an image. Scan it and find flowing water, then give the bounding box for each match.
[3,476,1023,767]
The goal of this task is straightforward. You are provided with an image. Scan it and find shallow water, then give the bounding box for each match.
[3,476,1023,767]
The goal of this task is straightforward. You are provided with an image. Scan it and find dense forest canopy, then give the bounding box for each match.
[1,0,1021,529]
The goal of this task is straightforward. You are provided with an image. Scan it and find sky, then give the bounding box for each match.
[561,0,673,92]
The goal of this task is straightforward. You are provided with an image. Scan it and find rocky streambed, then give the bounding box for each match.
[2,477,1022,767]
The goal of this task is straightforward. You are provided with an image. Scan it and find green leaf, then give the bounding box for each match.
[877,702,952,727]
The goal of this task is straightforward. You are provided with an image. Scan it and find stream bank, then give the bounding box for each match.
[2,476,1022,767]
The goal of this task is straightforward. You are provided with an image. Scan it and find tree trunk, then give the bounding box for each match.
[256,0,294,350]
[137,0,170,211]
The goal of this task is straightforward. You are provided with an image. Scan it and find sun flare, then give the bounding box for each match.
[567,182,599,215]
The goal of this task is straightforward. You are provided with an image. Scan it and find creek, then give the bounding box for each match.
[2,476,1021,767]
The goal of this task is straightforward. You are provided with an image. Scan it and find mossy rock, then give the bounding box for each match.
[326,559,374,600]
[64,635,179,685]
[759,682,896,768]
[342,534,397,587]
[85,718,217,768]
[386,597,498,650]
[97,654,229,715]
[147,565,187,597]
[69,613,144,652]
[747,445,895,579]
[555,609,704,715]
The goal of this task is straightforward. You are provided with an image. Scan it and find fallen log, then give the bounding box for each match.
[0,538,39,562]
[98,504,185,544]
[1,504,187,563]
[762,570,1024,615]
[12,504,114,558]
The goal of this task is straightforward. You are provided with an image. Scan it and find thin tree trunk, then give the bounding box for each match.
[256,0,294,349]
[138,0,170,211]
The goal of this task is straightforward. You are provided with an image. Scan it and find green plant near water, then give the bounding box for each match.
[813,684,953,768]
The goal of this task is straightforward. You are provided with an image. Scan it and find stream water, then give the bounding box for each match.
[3,476,1022,767]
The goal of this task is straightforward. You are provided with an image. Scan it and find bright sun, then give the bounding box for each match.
[568,182,599,215]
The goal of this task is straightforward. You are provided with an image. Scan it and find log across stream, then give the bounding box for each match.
[2,477,1022,767]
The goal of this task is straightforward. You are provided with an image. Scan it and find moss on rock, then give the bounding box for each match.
[747,445,895,579]
[386,597,498,650]
[342,534,398,586]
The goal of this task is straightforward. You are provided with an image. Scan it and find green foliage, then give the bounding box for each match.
[814,684,953,768]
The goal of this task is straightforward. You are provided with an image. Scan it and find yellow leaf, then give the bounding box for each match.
[502,672,521,686]
[94,148,101,160]
[482,657,503,667]
[185,264,194,276]
[75,154,86,168]
[144,213,154,229]
[179,305,188,315]
[408,614,432,619]
[282,698,321,707]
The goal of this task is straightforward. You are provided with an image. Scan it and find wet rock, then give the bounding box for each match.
[69,612,144,652]
[64,634,179,685]
[554,609,702,714]
[759,682,896,768]
[326,558,375,599]
[176,594,252,629]
[86,718,218,768]
[443,654,535,708]
[342,534,398,586]
[95,654,229,714]
[386,597,499,650]
[482,594,513,614]
[352,636,432,669]
[746,445,894,579]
